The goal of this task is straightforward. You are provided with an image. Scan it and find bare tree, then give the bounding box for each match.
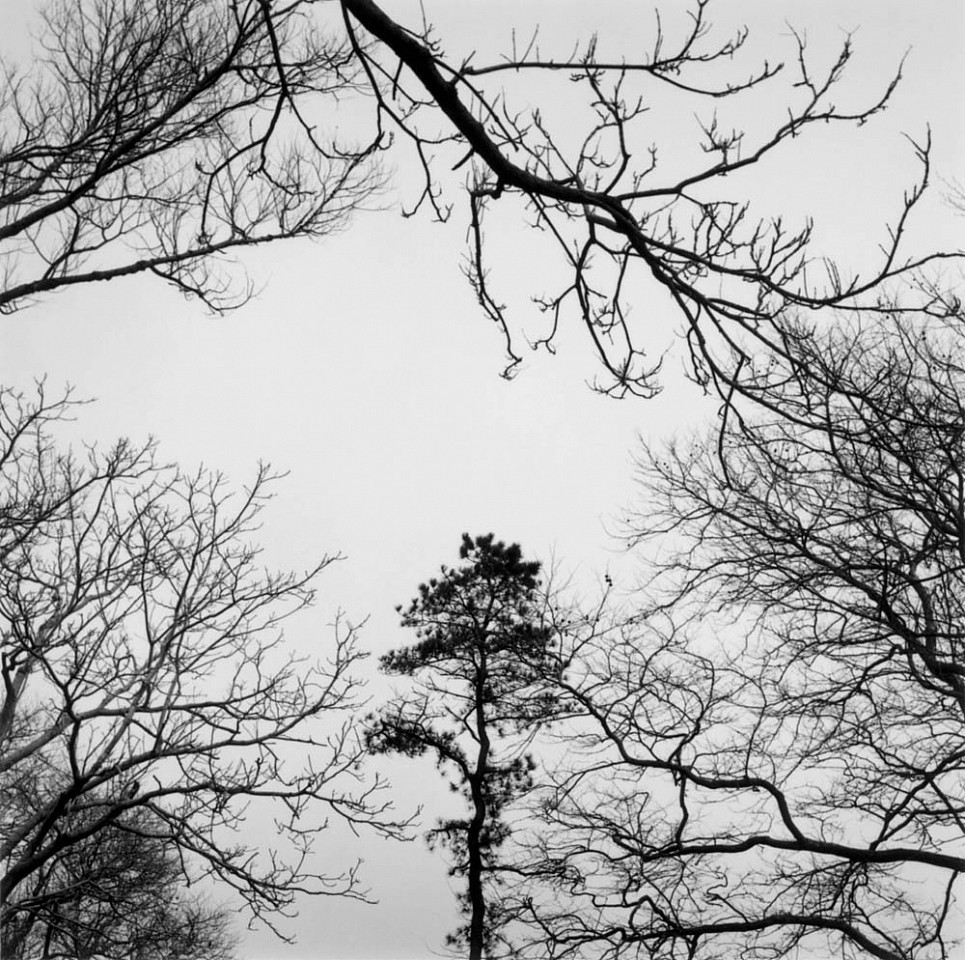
[339,0,955,399]
[0,384,405,944]
[501,309,965,960]
[6,1,955,401]
[0,0,382,314]
[3,776,236,960]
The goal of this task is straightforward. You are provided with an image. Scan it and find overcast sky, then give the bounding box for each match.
[3,1,963,958]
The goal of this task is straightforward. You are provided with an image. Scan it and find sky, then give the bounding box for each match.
[2,1,963,958]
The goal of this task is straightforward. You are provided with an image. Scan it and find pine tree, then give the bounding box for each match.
[368,534,560,959]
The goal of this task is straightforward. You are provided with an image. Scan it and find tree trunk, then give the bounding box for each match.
[466,653,490,960]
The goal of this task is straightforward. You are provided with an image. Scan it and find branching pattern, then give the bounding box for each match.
[0,385,407,945]
[0,0,383,313]
[340,0,956,398]
[367,533,561,960]
[498,312,965,960]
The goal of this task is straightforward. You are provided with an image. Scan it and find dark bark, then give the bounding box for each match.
[367,534,560,958]
[340,0,954,401]
[0,386,406,944]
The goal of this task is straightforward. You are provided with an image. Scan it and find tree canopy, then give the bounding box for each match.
[368,534,561,959]
[495,309,965,960]
[339,0,956,399]
[0,0,381,314]
[0,385,405,945]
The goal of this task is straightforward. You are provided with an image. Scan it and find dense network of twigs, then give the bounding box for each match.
[0,386,407,955]
[488,310,965,960]
[2,2,963,958]
[340,0,958,400]
[0,0,382,314]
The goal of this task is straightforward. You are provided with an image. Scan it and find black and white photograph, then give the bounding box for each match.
[1,2,963,958]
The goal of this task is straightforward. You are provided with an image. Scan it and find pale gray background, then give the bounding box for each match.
[2,1,962,957]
